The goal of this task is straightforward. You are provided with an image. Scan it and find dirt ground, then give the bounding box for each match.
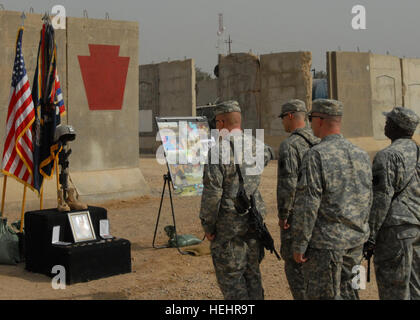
[0,158,379,300]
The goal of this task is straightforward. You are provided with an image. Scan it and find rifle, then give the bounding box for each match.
[233,162,281,260]
[248,195,281,260]
[58,145,71,198]
[363,240,375,283]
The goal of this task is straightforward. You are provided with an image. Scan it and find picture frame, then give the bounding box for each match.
[68,211,96,242]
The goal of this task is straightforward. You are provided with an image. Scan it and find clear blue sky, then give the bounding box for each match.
[3,0,420,75]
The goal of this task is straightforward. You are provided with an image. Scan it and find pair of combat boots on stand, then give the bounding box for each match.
[57,183,88,212]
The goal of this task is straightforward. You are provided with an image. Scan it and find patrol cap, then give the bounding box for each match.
[383,106,420,132]
[213,100,241,116]
[310,99,343,116]
[279,99,307,117]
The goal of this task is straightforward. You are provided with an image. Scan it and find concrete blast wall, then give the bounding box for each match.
[218,52,312,151]
[139,63,159,154]
[260,52,312,148]
[196,79,218,106]
[402,58,420,135]
[327,51,420,157]
[370,54,403,140]
[139,53,312,154]
[0,11,149,212]
[327,52,372,138]
[139,59,196,154]
[328,52,420,139]
[218,53,261,131]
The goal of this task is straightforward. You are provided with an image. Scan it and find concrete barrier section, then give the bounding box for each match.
[328,51,419,156]
[328,52,404,140]
[327,51,372,138]
[260,51,312,148]
[196,79,218,106]
[402,58,420,135]
[139,59,196,154]
[218,53,261,131]
[66,16,149,201]
[369,54,403,140]
[158,60,196,117]
[1,11,149,211]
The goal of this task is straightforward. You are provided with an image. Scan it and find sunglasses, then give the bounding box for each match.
[279,112,296,119]
[308,115,324,122]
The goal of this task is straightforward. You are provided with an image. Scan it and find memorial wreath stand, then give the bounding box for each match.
[152,172,192,255]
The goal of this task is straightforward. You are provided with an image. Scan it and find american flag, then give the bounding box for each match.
[1,28,35,190]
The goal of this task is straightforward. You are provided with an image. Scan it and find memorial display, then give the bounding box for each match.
[25,206,131,284]
[68,211,96,242]
[156,117,211,196]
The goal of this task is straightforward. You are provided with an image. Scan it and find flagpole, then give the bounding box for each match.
[1,176,7,217]
[40,184,44,210]
[20,185,27,232]
[55,157,60,204]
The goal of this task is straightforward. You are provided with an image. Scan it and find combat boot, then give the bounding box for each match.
[57,189,70,212]
[66,187,88,211]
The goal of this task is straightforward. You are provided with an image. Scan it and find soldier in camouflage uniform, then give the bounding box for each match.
[366,107,420,300]
[199,100,274,300]
[277,99,320,299]
[291,99,372,300]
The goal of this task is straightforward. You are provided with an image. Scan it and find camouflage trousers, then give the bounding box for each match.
[301,245,363,300]
[211,236,264,300]
[280,228,305,300]
[374,224,420,300]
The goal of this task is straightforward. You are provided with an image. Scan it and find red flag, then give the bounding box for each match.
[55,71,66,116]
[1,27,35,190]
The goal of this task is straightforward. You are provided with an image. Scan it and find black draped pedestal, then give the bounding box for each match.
[24,206,131,284]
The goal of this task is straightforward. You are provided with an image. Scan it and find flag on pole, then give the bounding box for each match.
[32,21,65,192]
[55,72,66,116]
[1,27,36,191]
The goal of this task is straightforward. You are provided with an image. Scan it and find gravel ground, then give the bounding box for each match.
[0,158,379,300]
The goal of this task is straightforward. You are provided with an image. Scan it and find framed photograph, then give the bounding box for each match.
[68,211,96,242]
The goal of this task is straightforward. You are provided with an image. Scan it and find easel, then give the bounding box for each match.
[152,171,192,255]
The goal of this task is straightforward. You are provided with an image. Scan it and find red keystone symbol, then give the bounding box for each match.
[78,44,130,110]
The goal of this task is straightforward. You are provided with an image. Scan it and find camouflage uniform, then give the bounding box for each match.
[277,100,320,299]
[291,99,372,300]
[199,101,274,300]
[369,107,420,300]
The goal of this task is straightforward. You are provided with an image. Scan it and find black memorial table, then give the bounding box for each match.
[24,206,131,284]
